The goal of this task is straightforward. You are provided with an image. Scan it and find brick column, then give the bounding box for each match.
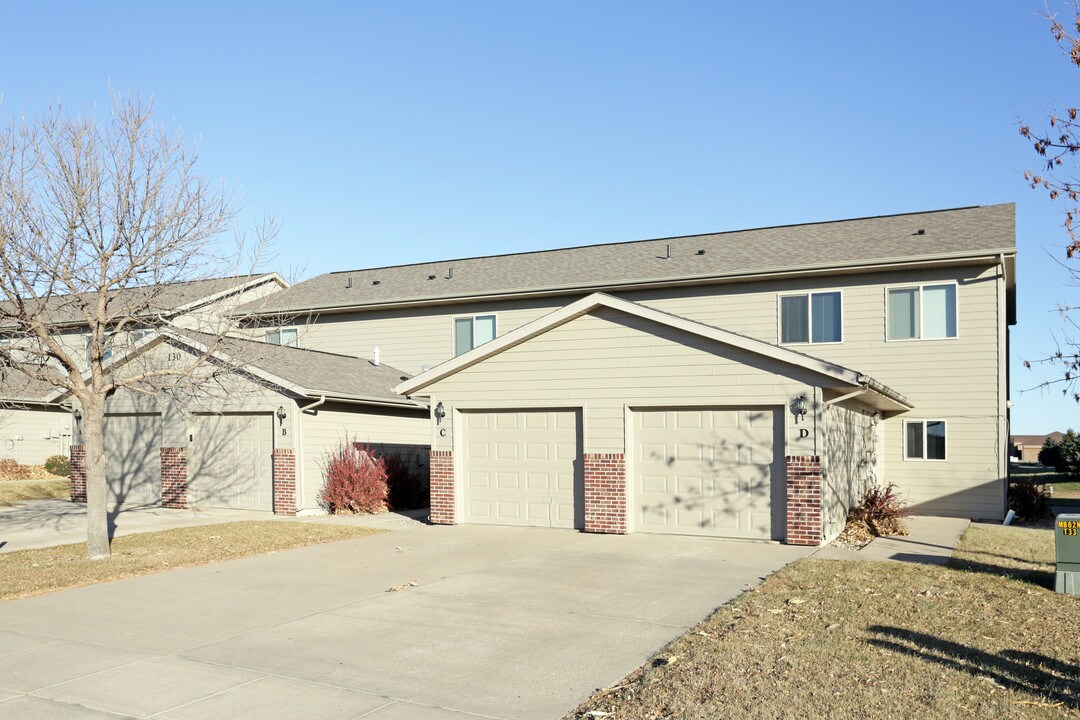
[69,445,86,503]
[786,455,822,546]
[583,453,628,534]
[273,448,296,516]
[429,450,455,524]
[160,447,188,509]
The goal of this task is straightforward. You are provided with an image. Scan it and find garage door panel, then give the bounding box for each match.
[464,469,492,490]
[465,442,489,460]
[496,471,521,489]
[462,409,582,529]
[634,407,781,540]
[188,413,273,511]
[104,414,162,507]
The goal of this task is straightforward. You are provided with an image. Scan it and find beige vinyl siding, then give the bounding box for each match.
[298,403,429,511]
[426,308,830,460]
[0,406,72,465]
[266,298,567,374]
[293,263,1003,519]
[637,267,1004,519]
[821,399,878,541]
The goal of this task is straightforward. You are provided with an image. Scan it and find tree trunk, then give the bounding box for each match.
[81,398,111,560]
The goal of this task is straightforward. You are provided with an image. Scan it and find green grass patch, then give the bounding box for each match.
[565,525,1078,719]
[0,521,380,601]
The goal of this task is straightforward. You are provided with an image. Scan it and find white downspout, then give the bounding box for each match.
[823,382,870,407]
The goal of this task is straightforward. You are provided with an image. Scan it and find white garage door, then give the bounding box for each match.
[104,413,162,507]
[461,409,582,529]
[633,407,780,539]
[188,413,274,511]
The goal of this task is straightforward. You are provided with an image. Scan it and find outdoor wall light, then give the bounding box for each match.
[791,395,809,424]
[434,402,446,425]
[276,406,287,425]
[72,409,82,423]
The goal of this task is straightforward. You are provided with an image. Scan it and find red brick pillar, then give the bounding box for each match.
[160,448,188,509]
[69,445,86,503]
[583,453,628,534]
[429,450,455,524]
[786,455,822,546]
[273,448,296,516]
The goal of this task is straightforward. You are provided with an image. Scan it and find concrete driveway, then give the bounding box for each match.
[0,523,810,719]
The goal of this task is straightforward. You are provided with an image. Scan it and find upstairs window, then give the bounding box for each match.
[905,419,946,460]
[780,291,842,344]
[454,315,496,356]
[266,328,298,347]
[887,284,956,340]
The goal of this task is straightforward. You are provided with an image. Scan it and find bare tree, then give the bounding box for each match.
[0,93,273,558]
[1019,2,1080,398]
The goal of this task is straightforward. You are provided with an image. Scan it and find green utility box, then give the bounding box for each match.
[1057,513,1080,596]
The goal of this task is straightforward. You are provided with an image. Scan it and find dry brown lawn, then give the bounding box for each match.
[565,524,1078,720]
[0,478,70,506]
[0,521,379,601]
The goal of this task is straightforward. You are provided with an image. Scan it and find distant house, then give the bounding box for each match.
[1011,432,1063,463]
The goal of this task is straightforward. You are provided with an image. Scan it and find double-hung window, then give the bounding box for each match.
[779,291,842,344]
[905,419,946,460]
[454,314,496,356]
[266,328,298,347]
[887,283,957,340]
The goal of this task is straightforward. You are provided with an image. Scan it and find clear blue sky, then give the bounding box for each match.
[1,1,1076,434]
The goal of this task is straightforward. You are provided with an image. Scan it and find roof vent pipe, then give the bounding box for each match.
[666,244,671,260]
[373,347,380,366]
[346,276,353,289]
[447,267,454,280]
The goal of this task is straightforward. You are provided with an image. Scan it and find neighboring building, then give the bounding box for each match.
[0,273,286,466]
[234,204,1017,543]
[62,331,428,513]
[1011,432,1063,463]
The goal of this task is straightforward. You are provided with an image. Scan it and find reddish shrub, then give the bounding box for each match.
[319,436,389,514]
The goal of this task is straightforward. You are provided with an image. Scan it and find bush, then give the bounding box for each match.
[1039,429,1080,478]
[44,454,71,477]
[319,436,389,514]
[1008,478,1050,520]
[0,457,33,480]
[847,482,912,537]
[384,451,429,510]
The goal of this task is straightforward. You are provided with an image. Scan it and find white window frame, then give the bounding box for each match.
[903,419,948,461]
[266,328,298,347]
[453,314,497,356]
[776,289,844,345]
[884,281,958,342]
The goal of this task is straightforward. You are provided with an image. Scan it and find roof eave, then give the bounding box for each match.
[396,292,875,396]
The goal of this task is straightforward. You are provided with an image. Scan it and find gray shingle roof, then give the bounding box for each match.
[0,370,59,403]
[240,204,1016,315]
[2,274,279,328]
[172,330,419,405]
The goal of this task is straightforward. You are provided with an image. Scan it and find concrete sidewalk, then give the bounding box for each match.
[0,500,276,554]
[0,524,811,719]
[0,499,432,554]
[811,515,970,565]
